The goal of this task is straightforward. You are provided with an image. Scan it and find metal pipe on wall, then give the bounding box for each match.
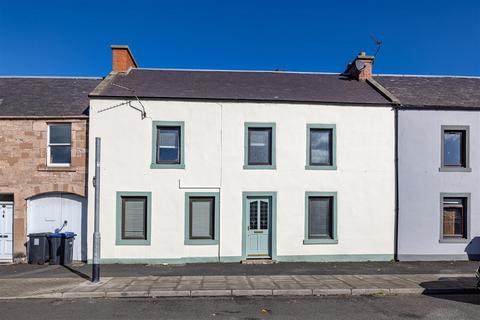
[92,137,101,282]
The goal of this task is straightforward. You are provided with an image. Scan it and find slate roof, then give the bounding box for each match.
[0,77,101,117]
[90,69,391,105]
[377,75,480,108]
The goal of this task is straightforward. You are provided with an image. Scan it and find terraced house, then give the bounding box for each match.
[2,46,478,265]
[0,77,100,262]
[87,46,397,263]
[378,75,480,261]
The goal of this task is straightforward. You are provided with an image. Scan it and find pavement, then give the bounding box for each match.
[0,260,478,278]
[1,295,480,320]
[0,261,478,299]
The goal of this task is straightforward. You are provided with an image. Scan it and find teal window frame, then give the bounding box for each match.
[243,122,276,170]
[116,191,152,246]
[306,124,337,170]
[304,192,338,244]
[151,121,185,169]
[184,192,220,245]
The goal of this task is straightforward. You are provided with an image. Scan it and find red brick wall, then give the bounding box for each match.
[0,118,88,259]
[112,48,136,73]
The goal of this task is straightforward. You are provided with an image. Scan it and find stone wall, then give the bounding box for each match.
[0,118,88,258]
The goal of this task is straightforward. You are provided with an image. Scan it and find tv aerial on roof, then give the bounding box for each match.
[371,35,383,58]
[97,83,147,119]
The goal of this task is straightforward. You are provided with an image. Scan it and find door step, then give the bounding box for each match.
[241,259,276,265]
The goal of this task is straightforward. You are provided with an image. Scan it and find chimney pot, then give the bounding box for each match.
[111,45,138,73]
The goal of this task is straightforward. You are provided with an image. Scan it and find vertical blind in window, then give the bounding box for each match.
[122,197,147,240]
[308,197,333,239]
[310,129,332,165]
[157,126,180,163]
[248,128,272,165]
[190,198,214,239]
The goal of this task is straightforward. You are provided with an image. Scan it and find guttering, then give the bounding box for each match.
[88,95,393,108]
[0,115,88,120]
[396,105,480,111]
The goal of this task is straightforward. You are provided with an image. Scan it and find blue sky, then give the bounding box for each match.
[1,1,479,77]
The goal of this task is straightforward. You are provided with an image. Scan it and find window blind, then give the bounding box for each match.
[309,197,332,239]
[190,198,213,239]
[123,198,146,239]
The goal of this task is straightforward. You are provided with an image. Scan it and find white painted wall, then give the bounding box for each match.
[88,99,395,262]
[398,110,480,260]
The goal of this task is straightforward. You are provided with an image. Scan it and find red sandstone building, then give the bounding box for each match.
[0,77,100,262]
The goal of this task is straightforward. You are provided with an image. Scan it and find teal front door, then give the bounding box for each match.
[246,197,271,258]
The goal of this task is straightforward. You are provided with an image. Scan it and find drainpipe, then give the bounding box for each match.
[394,108,399,261]
[365,77,401,262]
[92,137,101,282]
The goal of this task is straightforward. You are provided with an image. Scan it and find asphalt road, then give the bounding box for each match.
[1,295,479,320]
[1,261,478,279]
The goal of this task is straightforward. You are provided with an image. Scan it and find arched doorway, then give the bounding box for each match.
[27,193,87,261]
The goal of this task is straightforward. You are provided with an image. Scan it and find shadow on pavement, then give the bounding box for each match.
[423,292,480,306]
[420,277,480,305]
[62,265,90,281]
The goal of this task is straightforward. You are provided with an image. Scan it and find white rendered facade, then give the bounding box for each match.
[87,99,395,263]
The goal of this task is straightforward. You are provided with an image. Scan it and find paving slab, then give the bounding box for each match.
[351,288,390,295]
[313,288,352,295]
[191,290,231,296]
[62,291,106,298]
[272,289,313,296]
[1,261,478,279]
[149,290,190,297]
[105,291,149,298]
[232,289,273,296]
[0,272,477,299]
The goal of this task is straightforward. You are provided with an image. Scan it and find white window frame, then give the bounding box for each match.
[47,123,72,167]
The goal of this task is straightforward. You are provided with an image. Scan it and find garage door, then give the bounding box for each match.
[27,193,86,261]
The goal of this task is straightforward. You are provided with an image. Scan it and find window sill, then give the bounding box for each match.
[116,239,151,246]
[303,239,338,245]
[439,238,469,244]
[305,165,337,170]
[243,165,276,170]
[150,163,185,169]
[439,167,471,172]
[184,239,219,245]
[38,166,76,172]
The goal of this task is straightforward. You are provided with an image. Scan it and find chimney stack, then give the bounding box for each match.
[111,45,138,73]
[345,52,374,81]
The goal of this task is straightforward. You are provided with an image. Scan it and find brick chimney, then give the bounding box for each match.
[345,52,374,81]
[111,45,138,72]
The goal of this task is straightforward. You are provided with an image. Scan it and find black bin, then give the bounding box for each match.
[28,233,51,264]
[48,232,76,265]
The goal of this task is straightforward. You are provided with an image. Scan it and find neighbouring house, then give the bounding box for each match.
[0,77,101,262]
[377,75,480,261]
[87,46,397,264]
